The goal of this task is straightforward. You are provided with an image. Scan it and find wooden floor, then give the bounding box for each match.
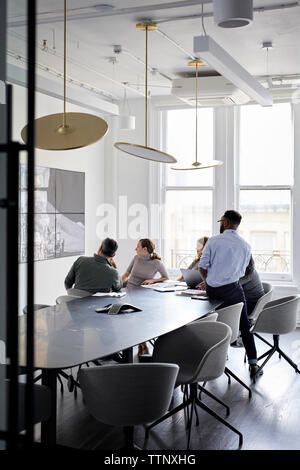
[53,329,300,450]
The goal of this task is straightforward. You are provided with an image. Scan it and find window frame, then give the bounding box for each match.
[237,103,294,281]
[155,102,297,285]
[160,107,215,266]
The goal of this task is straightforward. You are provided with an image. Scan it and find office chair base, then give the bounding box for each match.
[244,332,274,364]
[255,335,300,379]
[146,383,243,450]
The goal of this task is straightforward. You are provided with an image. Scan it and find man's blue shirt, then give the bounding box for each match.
[199,229,251,287]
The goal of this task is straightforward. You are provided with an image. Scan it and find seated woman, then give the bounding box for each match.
[122,238,169,355]
[177,236,209,281]
[122,238,168,288]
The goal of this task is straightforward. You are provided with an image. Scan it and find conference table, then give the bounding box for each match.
[19,287,221,446]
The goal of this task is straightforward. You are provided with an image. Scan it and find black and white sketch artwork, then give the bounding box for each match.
[19,165,85,262]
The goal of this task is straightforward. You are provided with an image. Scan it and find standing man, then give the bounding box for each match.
[199,210,262,379]
[65,237,122,294]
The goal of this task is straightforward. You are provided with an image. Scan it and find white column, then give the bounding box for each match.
[292,104,300,289]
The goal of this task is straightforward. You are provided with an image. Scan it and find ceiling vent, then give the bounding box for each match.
[171,75,250,106]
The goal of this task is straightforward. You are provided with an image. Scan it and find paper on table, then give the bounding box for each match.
[154,286,187,293]
[176,289,207,297]
[141,280,187,290]
[93,291,126,298]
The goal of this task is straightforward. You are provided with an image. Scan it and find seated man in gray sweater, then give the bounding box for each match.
[64,237,123,294]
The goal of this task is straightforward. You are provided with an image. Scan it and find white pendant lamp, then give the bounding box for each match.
[21,0,108,150]
[213,0,253,28]
[114,22,177,164]
[119,85,135,130]
[171,60,223,171]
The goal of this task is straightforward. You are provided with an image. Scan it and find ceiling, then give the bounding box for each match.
[6,0,300,105]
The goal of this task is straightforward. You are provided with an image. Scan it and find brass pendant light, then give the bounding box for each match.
[171,60,223,170]
[114,22,177,164]
[21,0,108,150]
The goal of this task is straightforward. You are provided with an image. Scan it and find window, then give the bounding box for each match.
[239,103,293,276]
[162,108,214,268]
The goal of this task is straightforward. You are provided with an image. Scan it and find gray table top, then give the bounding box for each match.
[19,287,220,369]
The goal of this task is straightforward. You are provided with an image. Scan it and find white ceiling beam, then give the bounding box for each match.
[194,35,273,106]
[8,1,213,28]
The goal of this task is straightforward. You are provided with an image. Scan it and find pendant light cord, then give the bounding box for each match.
[195,62,198,163]
[145,25,148,147]
[63,0,67,127]
[201,2,207,36]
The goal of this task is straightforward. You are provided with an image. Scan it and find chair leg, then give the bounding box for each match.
[57,373,64,393]
[224,369,231,385]
[194,402,200,427]
[254,332,273,348]
[254,347,277,379]
[198,381,206,400]
[277,347,300,373]
[195,397,243,448]
[146,395,192,438]
[59,370,69,380]
[257,348,273,362]
[187,385,196,450]
[225,367,252,399]
[198,384,230,416]
[244,352,247,364]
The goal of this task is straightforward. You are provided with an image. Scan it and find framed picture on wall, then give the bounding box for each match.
[19,165,85,262]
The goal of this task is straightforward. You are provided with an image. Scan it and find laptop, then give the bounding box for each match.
[180,269,203,288]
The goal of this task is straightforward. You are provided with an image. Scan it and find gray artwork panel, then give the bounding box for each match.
[19,165,56,213]
[19,165,85,262]
[55,213,85,258]
[19,213,56,262]
[55,170,85,213]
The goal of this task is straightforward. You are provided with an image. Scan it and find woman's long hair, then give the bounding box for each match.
[139,238,162,261]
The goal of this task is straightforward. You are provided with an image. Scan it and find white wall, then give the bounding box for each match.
[103,98,155,274]
[13,84,106,308]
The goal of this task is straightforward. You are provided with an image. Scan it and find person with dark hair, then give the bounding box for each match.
[64,237,122,294]
[198,210,262,379]
[177,236,209,281]
[122,238,169,356]
[240,255,265,316]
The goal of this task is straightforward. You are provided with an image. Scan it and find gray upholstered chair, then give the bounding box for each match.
[5,380,51,432]
[249,282,273,323]
[243,282,274,363]
[147,321,243,449]
[250,295,300,380]
[79,363,179,449]
[66,288,90,298]
[194,312,218,322]
[216,303,252,397]
[56,295,78,304]
[22,304,50,315]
